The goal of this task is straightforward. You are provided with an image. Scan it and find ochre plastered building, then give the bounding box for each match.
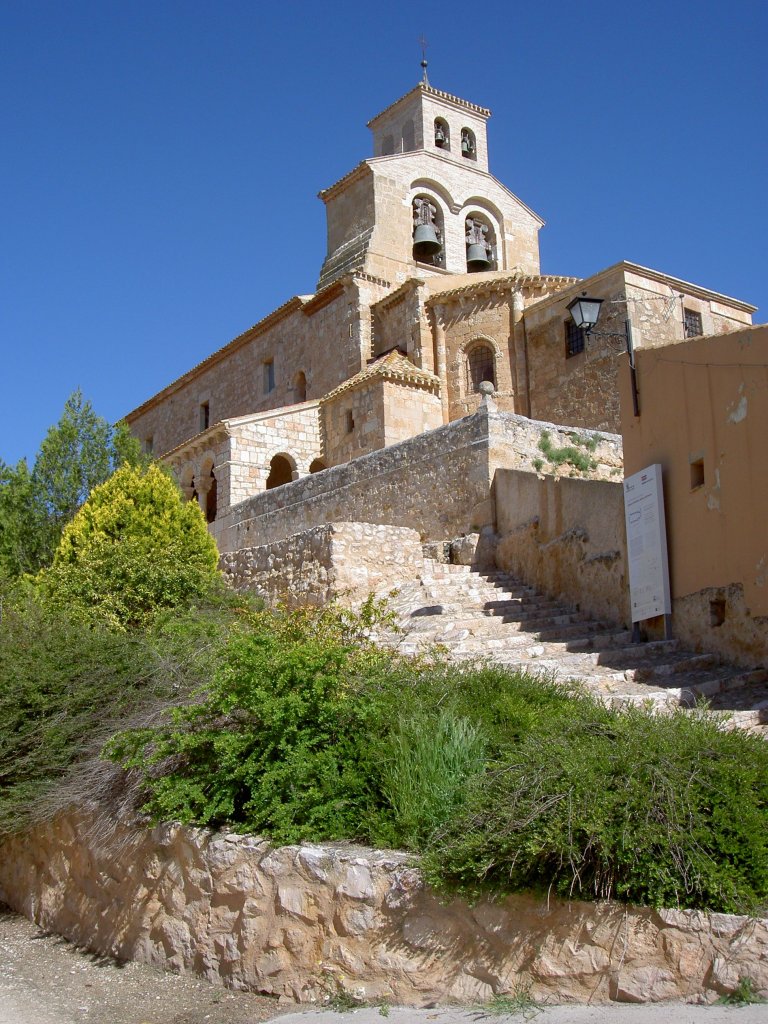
[125,78,756,554]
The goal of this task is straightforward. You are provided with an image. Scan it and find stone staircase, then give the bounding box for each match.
[378,560,768,733]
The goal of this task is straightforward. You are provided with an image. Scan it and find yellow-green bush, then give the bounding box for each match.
[42,464,221,628]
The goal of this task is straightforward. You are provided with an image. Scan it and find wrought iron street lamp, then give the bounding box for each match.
[566,294,640,417]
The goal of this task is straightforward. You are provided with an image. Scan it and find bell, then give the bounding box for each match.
[467,243,492,271]
[413,223,442,259]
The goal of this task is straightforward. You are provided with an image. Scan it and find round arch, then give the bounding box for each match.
[265,451,298,490]
[460,335,501,398]
[409,177,455,212]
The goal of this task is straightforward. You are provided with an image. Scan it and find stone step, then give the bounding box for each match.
[383,564,768,733]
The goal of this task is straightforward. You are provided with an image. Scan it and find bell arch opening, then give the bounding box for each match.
[412,195,444,267]
[465,214,497,273]
[461,127,476,159]
[434,117,450,150]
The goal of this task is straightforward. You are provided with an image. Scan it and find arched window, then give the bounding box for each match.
[205,468,217,523]
[266,454,294,490]
[412,195,444,267]
[294,371,307,403]
[461,127,476,159]
[434,118,450,150]
[466,343,496,393]
[309,458,326,474]
[465,214,497,272]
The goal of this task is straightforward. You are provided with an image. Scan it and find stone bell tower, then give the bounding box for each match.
[316,78,543,290]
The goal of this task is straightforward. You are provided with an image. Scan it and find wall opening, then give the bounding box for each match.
[684,308,703,338]
[434,118,450,150]
[294,371,307,403]
[412,196,444,267]
[465,215,496,272]
[266,455,293,490]
[309,458,327,473]
[345,410,355,433]
[466,342,496,393]
[461,127,476,159]
[205,468,217,523]
[710,598,726,628]
[199,401,210,431]
[402,119,415,152]
[690,458,705,489]
[263,359,275,394]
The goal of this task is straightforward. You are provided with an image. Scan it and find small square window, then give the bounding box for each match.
[564,320,586,358]
[710,599,726,628]
[263,360,275,394]
[684,308,703,338]
[345,410,355,433]
[199,401,210,431]
[690,458,705,489]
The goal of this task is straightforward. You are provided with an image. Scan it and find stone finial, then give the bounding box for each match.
[479,379,496,411]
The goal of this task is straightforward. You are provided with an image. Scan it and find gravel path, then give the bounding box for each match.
[0,903,280,1024]
[2,903,767,1024]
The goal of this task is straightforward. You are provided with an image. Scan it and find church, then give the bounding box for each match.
[124,75,755,540]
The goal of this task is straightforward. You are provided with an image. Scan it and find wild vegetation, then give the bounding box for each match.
[533,429,600,474]
[1,395,768,916]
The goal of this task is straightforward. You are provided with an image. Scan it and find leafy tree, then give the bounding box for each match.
[0,391,147,577]
[31,390,145,563]
[0,459,46,579]
[42,463,221,628]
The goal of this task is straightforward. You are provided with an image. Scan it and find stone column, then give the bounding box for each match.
[432,305,450,424]
[512,287,530,417]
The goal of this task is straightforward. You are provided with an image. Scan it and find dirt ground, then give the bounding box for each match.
[0,902,282,1024]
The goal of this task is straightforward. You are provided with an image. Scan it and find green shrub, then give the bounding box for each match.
[105,604,402,843]
[424,700,768,914]
[41,463,221,629]
[0,583,238,835]
[538,430,597,473]
[373,709,485,850]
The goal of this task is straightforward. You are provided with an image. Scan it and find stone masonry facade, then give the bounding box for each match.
[124,78,754,541]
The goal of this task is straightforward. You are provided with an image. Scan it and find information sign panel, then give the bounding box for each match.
[623,464,671,623]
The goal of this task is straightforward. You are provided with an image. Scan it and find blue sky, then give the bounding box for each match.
[2,0,766,466]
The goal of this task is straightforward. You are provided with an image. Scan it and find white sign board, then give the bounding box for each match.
[623,464,671,623]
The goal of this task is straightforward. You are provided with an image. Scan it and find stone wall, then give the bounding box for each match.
[216,409,495,554]
[215,408,623,555]
[126,275,392,458]
[522,264,754,435]
[1,806,766,1007]
[494,470,629,627]
[219,523,425,609]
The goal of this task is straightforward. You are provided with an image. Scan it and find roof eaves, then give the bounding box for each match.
[125,295,309,422]
[366,82,491,128]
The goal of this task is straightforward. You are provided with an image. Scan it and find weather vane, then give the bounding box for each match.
[419,35,429,84]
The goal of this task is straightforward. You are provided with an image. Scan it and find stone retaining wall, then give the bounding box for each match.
[219,523,425,608]
[215,406,623,555]
[1,806,765,1007]
[494,470,629,627]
